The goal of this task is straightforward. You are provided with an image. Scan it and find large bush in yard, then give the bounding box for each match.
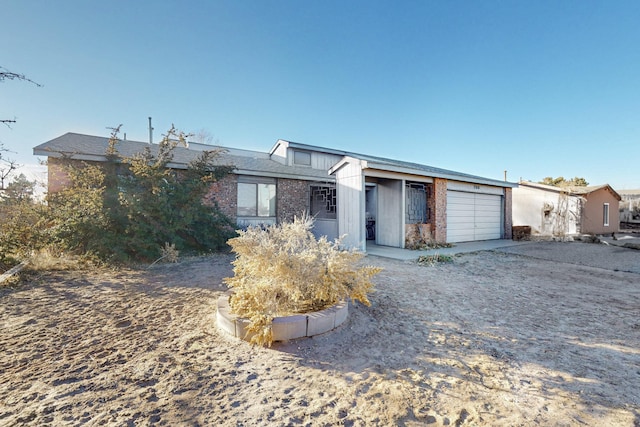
[224,215,382,346]
[46,126,235,263]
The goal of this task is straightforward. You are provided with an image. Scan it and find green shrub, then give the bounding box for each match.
[224,214,382,346]
[0,177,47,266]
[44,126,235,263]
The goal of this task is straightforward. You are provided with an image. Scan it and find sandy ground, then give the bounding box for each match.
[1,242,639,426]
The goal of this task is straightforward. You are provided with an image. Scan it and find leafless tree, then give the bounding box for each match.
[191,128,220,146]
[1,66,42,126]
[0,157,18,191]
[1,67,41,188]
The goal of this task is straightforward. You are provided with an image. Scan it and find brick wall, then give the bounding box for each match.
[204,174,238,222]
[47,157,77,193]
[205,175,309,224]
[277,178,309,223]
[432,178,448,243]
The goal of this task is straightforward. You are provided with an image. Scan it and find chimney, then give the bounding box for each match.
[148,117,153,144]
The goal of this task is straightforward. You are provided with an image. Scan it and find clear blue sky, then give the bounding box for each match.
[3,0,640,189]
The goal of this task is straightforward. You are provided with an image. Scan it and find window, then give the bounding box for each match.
[310,185,337,219]
[237,178,276,217]
[293,150,311,166]
[405,182,427,224]
[603,203,610,226]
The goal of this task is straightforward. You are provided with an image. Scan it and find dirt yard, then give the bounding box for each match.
[1,242,639,426]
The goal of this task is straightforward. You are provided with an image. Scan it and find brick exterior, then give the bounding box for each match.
[431,178,448,243]
[426,182,436,224]
[47,157,78,193]
[204,174,238,223]
[205,176,309,225]
[277,178,309,223]
[504,187,513,239]
[45,154,512,245]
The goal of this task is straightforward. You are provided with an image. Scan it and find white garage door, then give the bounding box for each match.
[447,191,503,243]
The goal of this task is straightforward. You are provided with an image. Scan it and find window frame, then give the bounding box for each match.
[237,176,276,219]
[293,150,312,166]
[603,202,610,227]
[309,184,337,220]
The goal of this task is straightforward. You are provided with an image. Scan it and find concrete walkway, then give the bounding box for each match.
[365,239,531,261]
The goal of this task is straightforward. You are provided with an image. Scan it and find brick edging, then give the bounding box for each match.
[216,293,348,342]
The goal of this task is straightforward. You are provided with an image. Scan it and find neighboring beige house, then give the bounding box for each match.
[512,181,621,237]
[34,132,516,251]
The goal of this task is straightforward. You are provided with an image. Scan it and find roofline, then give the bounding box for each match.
[270,139,351,157]
[364,161,516,188]
[35,148,330,181]
[37,133,515,188]
[328,156,362,175]
[329,156,515,188]
[282,140,516,188]
[519,180,621,200]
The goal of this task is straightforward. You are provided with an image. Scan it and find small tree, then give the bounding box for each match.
[115,126,235,260]
[46,160,110,257]
[1,173,35,202]
[540,176,589,187]
[224,215,382,346]
[0,175,45,266]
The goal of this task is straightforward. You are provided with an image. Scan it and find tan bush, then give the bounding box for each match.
[224,215,381,346]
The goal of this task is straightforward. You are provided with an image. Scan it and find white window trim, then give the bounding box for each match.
[603,203,610,226]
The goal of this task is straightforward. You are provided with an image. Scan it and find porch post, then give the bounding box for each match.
[433,178,448,243]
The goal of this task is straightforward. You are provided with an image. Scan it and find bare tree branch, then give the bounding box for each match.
[1,66,42,127]
[0,67,42,87]
[1,118,17,128]
[0,158,19,190]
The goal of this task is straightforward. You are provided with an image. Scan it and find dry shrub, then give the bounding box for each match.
[25,248,100,272]
[224,215,381,346]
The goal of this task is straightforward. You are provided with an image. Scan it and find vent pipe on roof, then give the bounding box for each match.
[148,117,153,144]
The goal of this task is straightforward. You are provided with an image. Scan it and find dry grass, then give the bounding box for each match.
[24,248,101,272]
[224,215,381,346]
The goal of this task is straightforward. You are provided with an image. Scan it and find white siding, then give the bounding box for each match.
[376,179,403,247]
[311,153,344,171]
[335,162,365,250]
[312,219,339,241]
[270,143,287,165]
[287,148,343,170]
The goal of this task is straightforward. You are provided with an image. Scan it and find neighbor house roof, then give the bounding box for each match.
[275,140,516,188]
[518,180,621,200]
[34,133,332,182]
[618,189,640,197]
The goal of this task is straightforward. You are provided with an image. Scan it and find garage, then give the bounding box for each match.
[447,187,503,243]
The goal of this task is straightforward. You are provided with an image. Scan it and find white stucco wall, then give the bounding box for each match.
[512,186,581,235]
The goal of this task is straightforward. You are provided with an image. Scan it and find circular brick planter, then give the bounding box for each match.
[216,293,348,342]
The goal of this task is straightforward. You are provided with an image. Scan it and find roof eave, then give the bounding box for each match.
[364,161,516,188]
